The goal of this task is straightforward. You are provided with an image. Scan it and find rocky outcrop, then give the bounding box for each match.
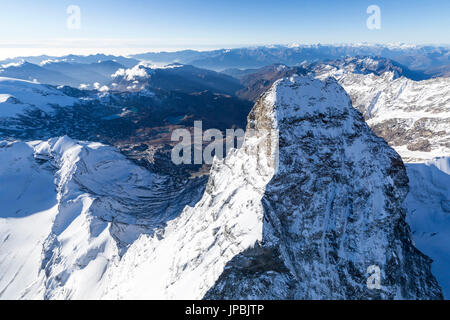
[0,76,443,300]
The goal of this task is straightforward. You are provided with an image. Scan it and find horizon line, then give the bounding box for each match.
[1,42,450,61]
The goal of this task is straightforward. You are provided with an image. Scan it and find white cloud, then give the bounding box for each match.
[111,64,150,81]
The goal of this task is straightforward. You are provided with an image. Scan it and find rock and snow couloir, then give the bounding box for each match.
[0,75,444,299]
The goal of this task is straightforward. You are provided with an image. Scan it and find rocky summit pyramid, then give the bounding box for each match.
[0,75,443,299]
[102,75,442,299]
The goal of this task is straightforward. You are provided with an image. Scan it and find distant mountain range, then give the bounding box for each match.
[0,46,449,299]
[0,60,127,88]
[130,44,450,73]
[0,53,138,68]
[109,63,242,95]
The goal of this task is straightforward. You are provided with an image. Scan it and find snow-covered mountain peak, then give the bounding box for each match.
[0,77,78,118]
[265,75,352,118]
[0,135,205,299]
[103,76,443,299]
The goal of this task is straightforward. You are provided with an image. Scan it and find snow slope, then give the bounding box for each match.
[0,76,444,300]
[405,157,450,298]
[0,136,203,299]
[314,60,450,162]
[312,63,449,295]
[0,77,78,118]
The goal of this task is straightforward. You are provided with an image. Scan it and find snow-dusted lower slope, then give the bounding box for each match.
[0,136,203,299]
[0,77,78,118]
[314,63,450,163]
[405,157,450,298]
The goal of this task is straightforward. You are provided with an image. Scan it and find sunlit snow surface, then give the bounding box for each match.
[0,77,77,118]
[405,157,450,298]
[0,72,447,299]
[314,59,450,163]
[0,136,185,299]
[0,141,58,298]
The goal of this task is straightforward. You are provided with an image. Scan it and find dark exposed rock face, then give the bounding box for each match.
[205,76,443,299]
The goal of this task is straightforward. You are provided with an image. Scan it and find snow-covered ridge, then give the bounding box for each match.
[0,136,203,299]
[405,156,450,298]
[313,56,428,80]
[102,93,279,299]
[205,76,442,299]
[0,77,78,118]
[0,76,444,299]
[0,136,149,299]
[315,64,450,162]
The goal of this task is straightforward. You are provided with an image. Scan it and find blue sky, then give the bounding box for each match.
[0,0,449,58]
